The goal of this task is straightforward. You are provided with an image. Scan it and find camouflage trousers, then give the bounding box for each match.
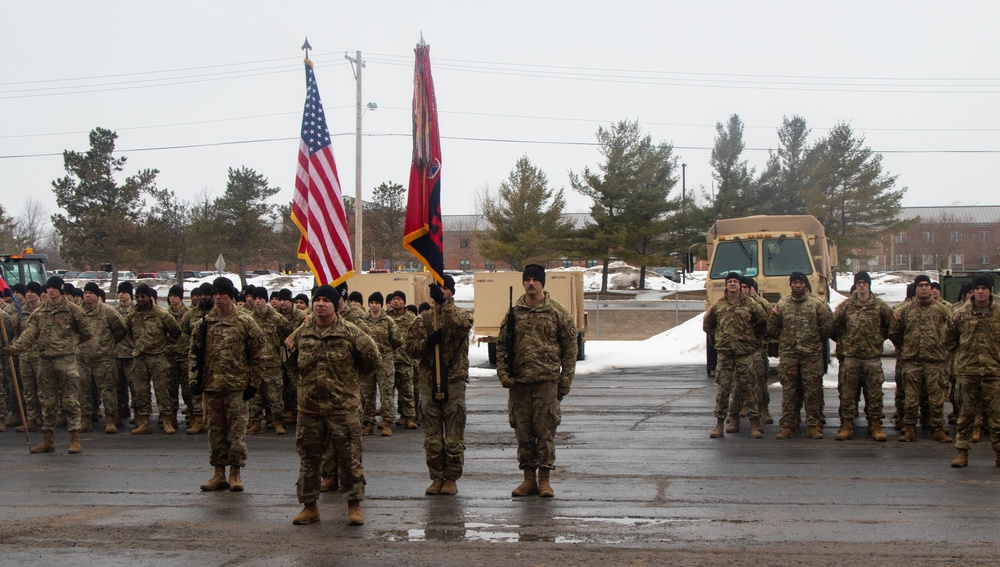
[901,361,948,429]
[778,354,824,429]
[361,356,395,425]
[422,378,466,480]
[18,357,41,423]
[838,356,885,421]
[715,351,761,420]
[954,377,1000,452]
[115,357,134,420]
[168,356,200,418]
[394,362,416,419]
[38,355,81,433]
[248,365,284,421]
[508,380,559,471]
[78,358,118,419]
[130,354,175,421]
[204,390,248,468]
[282,366,297,420]
[297,410,365,503]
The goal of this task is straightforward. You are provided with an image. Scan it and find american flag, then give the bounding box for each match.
[291,60,353,286]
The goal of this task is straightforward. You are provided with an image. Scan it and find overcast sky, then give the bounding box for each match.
[3,1,999,228]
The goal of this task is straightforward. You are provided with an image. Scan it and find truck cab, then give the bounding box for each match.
[0,252,48,288]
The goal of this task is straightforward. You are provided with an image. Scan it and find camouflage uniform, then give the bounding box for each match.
[78,301,127,422]
[389,308,418,423]
[189,307,266,469]
[749,293,772,417]
[703,292,768,421]
[889,297,952,430]
[16,301,42,425]
[407,299,474,481]
[125,304,182,426]
[0,309,18,421]
[496,291,577,471]
[768,293,833,430]
[166,304,194,422]
[114,301,135,423]
[944,298,1000,453]
[179,307,207,421]
[831,291,893,423]
[364,311,403,426]
[249,305,293,424]
[287,315,379,504]
[9,298,92,433]
[321,303,373,480]
[279,306,306,421]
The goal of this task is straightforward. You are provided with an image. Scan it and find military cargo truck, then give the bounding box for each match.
[0,251,48,288]
[704,215,837,376]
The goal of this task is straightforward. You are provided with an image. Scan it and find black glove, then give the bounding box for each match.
[189,380,203,396]
[243,385,257,401]
[426,329,443,347]
[429,284,446,305]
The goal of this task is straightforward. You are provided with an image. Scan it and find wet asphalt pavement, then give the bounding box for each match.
[1,362,998,566]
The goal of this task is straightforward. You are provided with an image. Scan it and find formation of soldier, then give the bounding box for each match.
[704,269,1000,468]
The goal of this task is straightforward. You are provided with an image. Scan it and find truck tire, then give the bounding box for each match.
[577,334,585,361]
[488,342,497,366]
[706,335,717,378]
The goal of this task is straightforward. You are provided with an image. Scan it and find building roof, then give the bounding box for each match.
[443,212,593,231]
[899,206,1000,225]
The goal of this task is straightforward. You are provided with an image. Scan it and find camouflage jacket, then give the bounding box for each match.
[342,303,372,335]
[189,306,267,392]
[125,304,182,357]
[945,298,1000,377]
[365,312,403,363]
[11,298,92,358]
[78,302,127,362]
[406,299,474,385]
[280,306,306,330]
[114,302,135,359]
[767,293,833,357]
[831,292,893,359]
[165,304,193,361]
[251,305,294,369]
[496,291,577,389]
[2,301,17,319]
[889,297,951,363]
[16,301,40,361]
[389,309,416,366]
[703,292,768,356]
[287,315,380,415]
[0,309,18,349]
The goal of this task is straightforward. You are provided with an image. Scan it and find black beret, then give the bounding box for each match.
[972,272,995,292]
[789,272,808,284]
[26,281,42,295]
[168,284,184,298]
[118,281,134,296]
[212,277,237,298]
[442,274,456,293]
[278,288,293,302]
[252,287,269,301]
[522,264,545,286]
[294,293,309,305]
[368,291,384,305]
[45,276,64,292]
[135,283,154,297]
[854,271,872,286]
[83,282,102,295]
[913,274,931,286]
[312,284,341,306]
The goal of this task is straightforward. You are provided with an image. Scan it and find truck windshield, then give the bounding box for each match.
[0,258,46,287]
[762,237,812,276]
[709,240,758,279]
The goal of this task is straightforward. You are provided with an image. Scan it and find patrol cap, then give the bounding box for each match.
[312,284,341,307]
[854,271,872,286]
[83,282,102,296]
[789,272,808,284]
[45,275,65,292]
[442,274,456,293]
[26,281,42,295]
[168,284,184,299]
[118,281,134,297]
[972,272,995,291]
[913,274,931,286]
[368,291,384,305]
[252,287,269,301]
[725,272,742,283]
[135,283,154,297]
[522,264,545,286]
[278,288,293,302]
[212,277,238,298]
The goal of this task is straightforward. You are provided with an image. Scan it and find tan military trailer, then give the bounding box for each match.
[473,270,587,364]
[347,271,432,309]
[704,215,837,376]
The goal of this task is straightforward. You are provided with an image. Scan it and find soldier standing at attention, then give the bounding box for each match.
[5,276,93,454]
[247,286,293,435]
[114,281,136,429]
[946,273,1000,467]
[769,271,833,440]
[78,282,127,434]
[190,277,266,492]
[125,284,182,434]
[408,275,474,496]
[703,272,768,439]
[14,281,44,432]
[365,291,403,436]
[165,285,195,431]
[286,285,379,526]
[831,272,894,442]
[387,290,418,429]
[0,306,18,432]
[179,283,213,434]
[276,288,305,426]
[889,275,953,443]
[496,265,577,498]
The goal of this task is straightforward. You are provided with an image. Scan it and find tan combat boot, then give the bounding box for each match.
[362,423,374,436]
[537,468,554,498]
[186,417,206,435]
[898,426,916,442]
[511,468,538,497]
[971,426,981,443]
[709,419,725,439]
[869,421,887,442]
[835,421,854,441]
[762,409,774,425]
[16,419,38,433]
[932,427,953,443]
[776,427,794,439]
[105,419,117,434]
[805,426,824,439]
[162,419,176,435]
[347,499,364,525]
[320,476,337,492]
[405,418,418,430]
[79,417,93,433]
[439,479,457,495]
[68,431,81,454]
[425,479,445,495]
[229,466,244,492]
[381,422,393,437]
[131,418,153,435]
[246,421,262,435]
[30,430,55,454]
[200,466,229,491]
[725,416,740,434]
[749,417,763,439]
[5,414,20,427]
[274,420,287,435]
[293,502,320,525]
[951,449,969,468]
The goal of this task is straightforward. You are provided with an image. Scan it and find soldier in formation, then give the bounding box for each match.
[125,283,182,434]
[364,291,403,437]
[78,281,127,433]
[247,286,293,435]
[387,290,418,429]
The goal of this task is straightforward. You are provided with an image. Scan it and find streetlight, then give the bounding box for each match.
[353,93,377,272]
[681,163,687,213]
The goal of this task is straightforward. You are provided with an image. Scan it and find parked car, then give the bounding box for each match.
[136,272,157,279]
[251,269,280,276]
[63,271,80,279]
[181,271,203,279]
[117,271,136,281]
[654,267,681,283]
[77,271,109,279]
